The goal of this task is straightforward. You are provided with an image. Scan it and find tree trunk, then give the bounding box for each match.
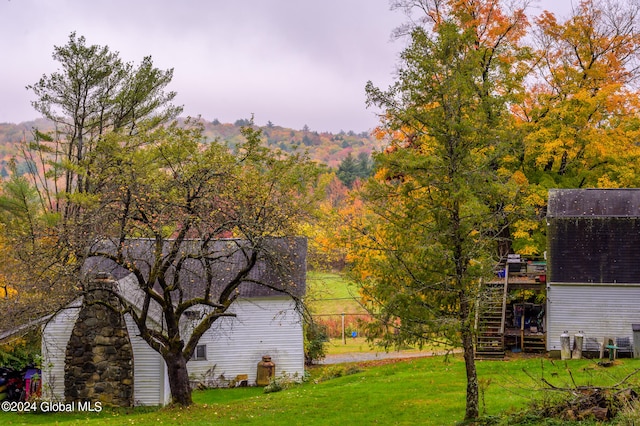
[461,299,479,420]
[164,351,193,406]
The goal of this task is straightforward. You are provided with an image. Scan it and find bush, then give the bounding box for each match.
[313,364,362,383]
[304,322,329,365]
[0,331,41,370]
[263,372,307,394]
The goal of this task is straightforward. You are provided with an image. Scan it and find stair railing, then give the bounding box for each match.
[500,263,509,338]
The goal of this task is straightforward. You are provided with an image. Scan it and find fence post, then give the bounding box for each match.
[342,312,346,344]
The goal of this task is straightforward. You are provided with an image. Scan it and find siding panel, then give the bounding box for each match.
[187,297,304,385]
[40,301,81,401]
[547,284,640,351]
[42,297,303,405]
[42,304,170,406]
[125,315,170,406]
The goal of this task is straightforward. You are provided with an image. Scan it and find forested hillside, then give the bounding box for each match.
[0,119,52,177]
[0,118,381,177]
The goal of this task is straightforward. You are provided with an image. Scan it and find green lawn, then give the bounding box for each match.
[305,273,452,359]
[306,271,365,315]
[4,355,640,425]
[307,271,448,355]
[323,336,451,355]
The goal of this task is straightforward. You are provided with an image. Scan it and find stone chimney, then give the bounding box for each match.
[64,273,134,406]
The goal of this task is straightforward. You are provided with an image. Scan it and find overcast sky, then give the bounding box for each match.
[1,0,575,133]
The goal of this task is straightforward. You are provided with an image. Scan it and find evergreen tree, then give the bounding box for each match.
[336,153,359,188]
[26,32,181,210]
[356,152,372,179]
[357,0,529,420]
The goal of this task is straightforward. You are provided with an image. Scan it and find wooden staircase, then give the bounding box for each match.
[475,281,507,360]
[523,334,546,352]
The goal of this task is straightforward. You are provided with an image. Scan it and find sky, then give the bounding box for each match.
[1,0,575,133]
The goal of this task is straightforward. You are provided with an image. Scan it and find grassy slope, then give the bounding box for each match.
[307,271,448,355]
[4,356,640,425]
[306,271,365,316]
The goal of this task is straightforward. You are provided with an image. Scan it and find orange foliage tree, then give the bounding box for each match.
[507,0,640,253]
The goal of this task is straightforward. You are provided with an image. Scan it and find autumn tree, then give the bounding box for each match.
[298,171,355,271]
[0,32,185,347]
[5,33,319,406]
[359,0,530,420]
[509,0,640,253]
[0,166,78,335]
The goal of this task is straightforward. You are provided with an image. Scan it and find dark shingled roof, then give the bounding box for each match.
[82,237,307,299]
[548,188,640,218]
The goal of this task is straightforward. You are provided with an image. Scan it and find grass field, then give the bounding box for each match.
[306,271,365,316]
[322,336,451,356]
[305,271,373,343]
[306,271,449,355]
[3,355,640,425]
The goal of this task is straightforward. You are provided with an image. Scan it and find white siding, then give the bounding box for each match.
[187,297,304,385]
[41,301,170,406]
[41,295,303,405]
[547,283,640,352]
[41,300,81,401]
[124,315,170,406]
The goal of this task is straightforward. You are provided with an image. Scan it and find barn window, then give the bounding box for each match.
[185,310,201,320]
[192,344,207,361]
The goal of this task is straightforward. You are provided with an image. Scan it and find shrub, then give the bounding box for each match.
[304,322,329,365]
[313,364,362,383]
[263,372,307,394]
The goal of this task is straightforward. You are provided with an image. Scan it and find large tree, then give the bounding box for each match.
[359,0,530,420]
[69,122,315,405]
[36,122,317,406]
[0,33,185,341]
[3,35,318,406]
[0,166,76,334]
[26,32,181,211]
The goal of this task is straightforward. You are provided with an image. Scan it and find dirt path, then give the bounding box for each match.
[319,349,462,364]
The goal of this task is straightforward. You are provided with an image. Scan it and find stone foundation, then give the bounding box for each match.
[64,273,134,406]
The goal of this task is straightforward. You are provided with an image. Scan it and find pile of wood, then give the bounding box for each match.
[539,387,638,421]
[531,366,640,422]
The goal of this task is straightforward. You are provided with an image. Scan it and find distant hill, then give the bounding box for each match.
[0,119,54,177]
[0,118,383,178]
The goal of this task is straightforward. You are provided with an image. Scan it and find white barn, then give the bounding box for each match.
[41,238,306,406]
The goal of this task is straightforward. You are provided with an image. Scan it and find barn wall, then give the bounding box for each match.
[124,315,170,406]
[42,295,303,405]
[186,297,304,385]
[546,283,640,352]
[41,301,81,401]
